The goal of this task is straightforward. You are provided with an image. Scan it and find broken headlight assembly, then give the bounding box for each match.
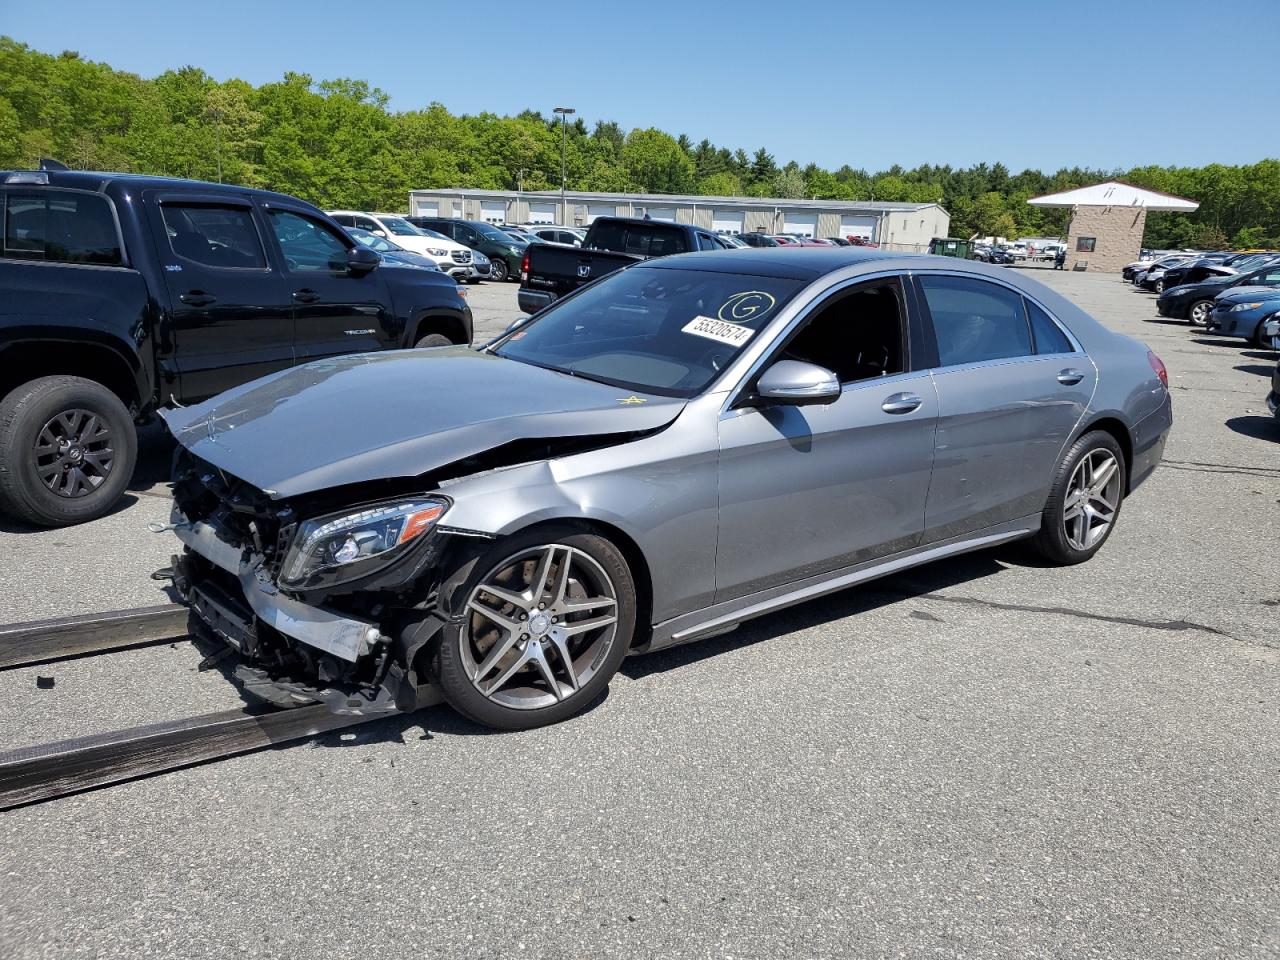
[279,497,449,591]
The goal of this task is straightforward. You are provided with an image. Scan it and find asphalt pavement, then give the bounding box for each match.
[0,268,1277,959]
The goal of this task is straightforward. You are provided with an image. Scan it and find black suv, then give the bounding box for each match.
[0,167,472,527]
[408,217,527,282]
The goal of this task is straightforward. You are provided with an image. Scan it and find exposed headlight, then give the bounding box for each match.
[280,497,448,590]
[473,251,490,264]
[1229,302,1264,311]
[428,248,447,256]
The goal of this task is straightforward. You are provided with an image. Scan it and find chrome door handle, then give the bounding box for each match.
[1057,368,1085,385]
[881,392,923,415]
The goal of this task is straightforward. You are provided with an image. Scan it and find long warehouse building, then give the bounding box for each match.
[407,188,950,251]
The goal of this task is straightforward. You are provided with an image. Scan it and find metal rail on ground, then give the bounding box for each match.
[0,704,391,810]
[0,605,190,670]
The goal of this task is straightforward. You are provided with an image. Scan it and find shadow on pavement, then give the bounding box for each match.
[1225,416,1278,442]
[622,542,1029,682]
[1234,364,1276,378]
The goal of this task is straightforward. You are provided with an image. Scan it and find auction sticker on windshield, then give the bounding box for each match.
[682,315,754,347]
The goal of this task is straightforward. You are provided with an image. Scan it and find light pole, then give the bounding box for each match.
[553,106,575,224]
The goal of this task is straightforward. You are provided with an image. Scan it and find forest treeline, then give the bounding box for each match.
[2,38,1277,248]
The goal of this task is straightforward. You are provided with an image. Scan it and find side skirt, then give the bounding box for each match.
[644,515,1039,653]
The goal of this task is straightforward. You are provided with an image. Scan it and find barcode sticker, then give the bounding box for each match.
[681,315,753,347]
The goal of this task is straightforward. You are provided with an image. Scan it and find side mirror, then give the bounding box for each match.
[346,246,380,274]
[755,360,841,406]
[504,314,532,334]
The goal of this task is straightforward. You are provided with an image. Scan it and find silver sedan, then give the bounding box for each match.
[161,249,1173,730]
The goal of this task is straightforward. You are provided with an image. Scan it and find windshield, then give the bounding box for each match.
[350,229,398,253]
[477,223,521,244]
[494,266,805,398]
[415,227,450,242]
[380,217,422,237]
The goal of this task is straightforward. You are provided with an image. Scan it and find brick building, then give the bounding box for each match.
[1027,181,1199,273]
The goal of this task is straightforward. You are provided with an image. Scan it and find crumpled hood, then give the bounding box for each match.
[160,348,685,498]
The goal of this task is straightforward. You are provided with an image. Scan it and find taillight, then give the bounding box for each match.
[521,251,530,275]
[1147,350,1168,388]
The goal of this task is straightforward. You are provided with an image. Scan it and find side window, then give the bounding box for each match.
[2,191,122,265]
[782,282,906,384]
[1257,270,1280,286]
[268,210,350,272]
[919,275,1033,366]
[1025,299,1074,354]
[160,203,266,269]
[330,214,355,227]
[623,228,688,257]
[698,233,723,251]
[354,216,380,233]
[456,225,479,245]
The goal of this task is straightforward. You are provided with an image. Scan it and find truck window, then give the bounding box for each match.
[160,203,266,269]
[2,191,122,265]
[268,210,349,272]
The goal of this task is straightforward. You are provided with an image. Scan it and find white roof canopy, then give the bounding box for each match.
[1027,180,1198,212]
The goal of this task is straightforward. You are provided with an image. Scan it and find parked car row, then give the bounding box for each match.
[1130,247,1280,423]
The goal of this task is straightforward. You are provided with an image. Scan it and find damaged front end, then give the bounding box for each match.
[160,449,473,716]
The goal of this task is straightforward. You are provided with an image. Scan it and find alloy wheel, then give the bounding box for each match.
[1062,450,1121,551]
[1189,301,1211,326]
[33,408,115,499]
[462,544,619,710]
[491,259,508,282]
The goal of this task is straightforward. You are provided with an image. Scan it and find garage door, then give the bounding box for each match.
[840,215,877,241]
[587,204,615,224]
[783,212,817,237]
[527,203,556,224]
[480,200,507,225]
[712,210,744,234]
[644,207,676,223]
[414,201,438,218]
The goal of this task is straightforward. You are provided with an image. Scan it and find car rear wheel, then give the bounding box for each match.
[1153,279,1165,294]
[0,375,137,527]
[1030,431,1126,566]
[489,258,509,282]
[431,524,636,730]
[1188,300,1213,326]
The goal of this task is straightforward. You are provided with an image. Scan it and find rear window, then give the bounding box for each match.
[587,222,689,258]
[2,191,122,266]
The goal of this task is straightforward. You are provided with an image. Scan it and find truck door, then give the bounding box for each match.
[261,205,397,362]
[147,195,294,403]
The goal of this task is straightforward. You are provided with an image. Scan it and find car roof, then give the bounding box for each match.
[4,168,310,206]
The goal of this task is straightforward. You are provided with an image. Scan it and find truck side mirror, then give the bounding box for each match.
[346,246,380,274]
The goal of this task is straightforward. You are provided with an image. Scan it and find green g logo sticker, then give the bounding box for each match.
[718,291,777,323]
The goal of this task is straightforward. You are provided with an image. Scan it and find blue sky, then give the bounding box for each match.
[4,0,1278,173]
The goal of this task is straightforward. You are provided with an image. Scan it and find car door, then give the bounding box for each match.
[145,194,294,403]
[262,205,398,362]
[715,276,939,602]
[913,273,1096,543]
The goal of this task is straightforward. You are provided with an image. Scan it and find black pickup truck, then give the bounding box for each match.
[0,167,472,527]
[517,216,732,314]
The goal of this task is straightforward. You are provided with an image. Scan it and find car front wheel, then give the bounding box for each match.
[489,258,509,282]
[0,375,138,527]
[1153,279,1165,294]
[431,524,637,730]
[1188,300,1213,326]
[1030,431,1127,565]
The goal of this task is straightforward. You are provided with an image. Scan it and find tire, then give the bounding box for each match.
[1153,279,1165,294]
[414,332,453,349]
[489,258,509,283]
[0,376,138,527]
[431,523,637,730]
[1030,430,1127,566]
[1188,300,1213,327]
[1254,321,1275,350]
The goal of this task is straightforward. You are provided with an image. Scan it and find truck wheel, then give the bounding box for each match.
[0,376,137,527]
[489,259,509,282]
[414,333,452,349]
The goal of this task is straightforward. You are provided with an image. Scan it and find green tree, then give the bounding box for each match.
[620,128,694,193]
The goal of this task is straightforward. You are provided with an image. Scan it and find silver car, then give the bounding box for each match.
[160,250,1173,730]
